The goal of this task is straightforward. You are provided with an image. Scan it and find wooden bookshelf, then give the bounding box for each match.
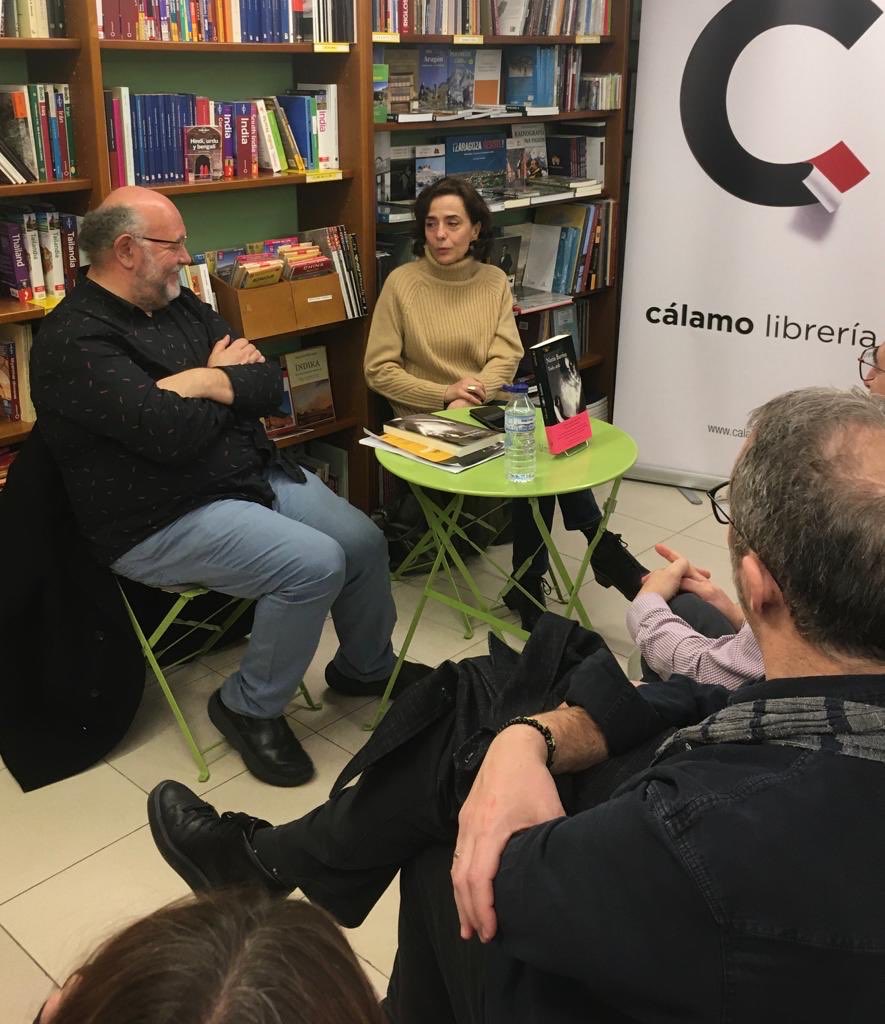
[0,37,81,50]
[0,299,48,324]
[371,2,632,437]
[0,178,93,198]
[380,109,615,132]
[274,416,360,450]
[98,40,337,54]
[371,33,611,46]
[153,170,354,197]
[0,420,34,446]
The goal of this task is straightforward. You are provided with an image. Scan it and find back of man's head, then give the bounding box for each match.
[730,386,885,662]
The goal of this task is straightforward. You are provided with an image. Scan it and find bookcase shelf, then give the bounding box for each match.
[578,352,604,371]
[0,420,34,446]
[0,299,47,324]
[378,109,615,132]
[152,170,354,197]
[0,178,93,198]
[0,37,80,50]
[274,415,360,449]
[98,40,329,54]
[371,33,611,46]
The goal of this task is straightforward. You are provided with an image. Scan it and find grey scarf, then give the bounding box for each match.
[654,697,885,766]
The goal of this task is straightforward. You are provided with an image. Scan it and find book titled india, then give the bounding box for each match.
[529,333,591,455]
[183,124,223,182]
[285,345,336,428]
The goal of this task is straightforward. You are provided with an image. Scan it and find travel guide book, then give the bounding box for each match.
[529,333,591,455]
[285,345,336,428]
[383,413,500,456]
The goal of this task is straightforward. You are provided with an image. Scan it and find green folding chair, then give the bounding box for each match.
[116,581,320,783]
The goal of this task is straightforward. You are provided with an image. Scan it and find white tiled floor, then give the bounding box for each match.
[1,480,731,1021]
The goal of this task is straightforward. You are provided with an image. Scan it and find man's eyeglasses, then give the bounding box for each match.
[136,234,189,253]
[858,345,883,383]
[707,480,732,526]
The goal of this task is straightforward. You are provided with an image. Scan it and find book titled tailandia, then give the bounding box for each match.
[184,125,223,183]
[530,333,591,455]
[383,413,499,456]
[285,345,335,428]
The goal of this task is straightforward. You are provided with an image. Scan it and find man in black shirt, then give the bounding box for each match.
[31,186,428,787]
[148,386,885,1020]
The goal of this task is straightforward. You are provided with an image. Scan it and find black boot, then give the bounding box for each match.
[503,573,548,631]
[147,781,292,895]
[588,530,648,601]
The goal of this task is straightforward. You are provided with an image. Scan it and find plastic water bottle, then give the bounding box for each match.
[503,383,536,483]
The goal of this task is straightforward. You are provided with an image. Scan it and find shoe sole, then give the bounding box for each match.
[209,698,315,788]
[147,787,213,893]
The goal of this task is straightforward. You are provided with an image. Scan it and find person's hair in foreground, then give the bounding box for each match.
[729,386,885,661]
[47,891,385,1024]
[411,175,494,260]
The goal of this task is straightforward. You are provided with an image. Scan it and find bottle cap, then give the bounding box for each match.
[502,383,529,393]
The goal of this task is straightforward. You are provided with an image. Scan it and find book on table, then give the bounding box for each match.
[383,413,501,456]
[529,333,592,455]
[360,429,504,474]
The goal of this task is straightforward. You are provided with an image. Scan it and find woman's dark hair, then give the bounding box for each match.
[412,175,493,260]
[48,892,385,1024]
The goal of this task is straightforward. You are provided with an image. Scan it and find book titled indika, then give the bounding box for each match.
[383,413,499,456]
[285,345,336,428]
[183,125,223,183]
[529,333,591,455]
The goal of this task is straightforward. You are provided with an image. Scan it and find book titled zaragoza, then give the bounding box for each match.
[285,345,336,428]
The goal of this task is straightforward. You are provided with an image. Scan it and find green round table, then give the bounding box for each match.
[368,410,638,728]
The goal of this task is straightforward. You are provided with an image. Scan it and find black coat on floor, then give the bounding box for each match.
[0,427,145,791]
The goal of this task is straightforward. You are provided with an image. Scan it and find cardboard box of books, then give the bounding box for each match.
[211,272,345,338]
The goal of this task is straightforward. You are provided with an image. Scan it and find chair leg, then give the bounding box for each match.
[117,584,211,783]
[294,681,323,712]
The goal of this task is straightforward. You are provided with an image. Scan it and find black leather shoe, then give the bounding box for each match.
[208,690,314,787]
[324,659,433,698]
[589,530,648,601]
[503,573,548,631]
[148,780,291,894]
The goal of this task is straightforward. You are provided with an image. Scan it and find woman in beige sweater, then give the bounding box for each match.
[365,177,646,628]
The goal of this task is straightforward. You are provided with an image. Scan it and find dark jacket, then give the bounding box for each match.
[487,656,885,1022]
[0,427,145,791]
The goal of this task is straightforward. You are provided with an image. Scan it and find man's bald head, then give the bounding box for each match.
[79,187,183,267]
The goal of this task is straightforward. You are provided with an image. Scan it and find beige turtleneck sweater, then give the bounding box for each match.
[364,252,523,417]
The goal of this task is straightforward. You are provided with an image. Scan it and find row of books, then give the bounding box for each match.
[0,322,34,423]
[0,203,82,305]
[97,0,354,42]
[0,83,77,184]
[190,224,368,319]
[103,86,338,187]
[501,198,617,297]
[372,0,611,36]
[374,43,621,119]
[0,0,66,37]
[376,121,605,208]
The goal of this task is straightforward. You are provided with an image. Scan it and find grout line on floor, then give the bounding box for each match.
[0,822,151,909]
[0,921,57,988]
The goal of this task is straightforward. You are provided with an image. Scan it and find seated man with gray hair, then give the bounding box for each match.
[150,385,885,1021]
[30,186,428,788]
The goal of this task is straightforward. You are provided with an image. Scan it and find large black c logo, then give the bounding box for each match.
[681,0,882,206]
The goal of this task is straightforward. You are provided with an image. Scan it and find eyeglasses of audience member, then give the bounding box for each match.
[36,892,385,1024]
[858,344,884,391]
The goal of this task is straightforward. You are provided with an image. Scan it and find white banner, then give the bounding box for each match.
[615,0,884,486]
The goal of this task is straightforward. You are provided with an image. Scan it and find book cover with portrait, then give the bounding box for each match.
[530,333,591,454]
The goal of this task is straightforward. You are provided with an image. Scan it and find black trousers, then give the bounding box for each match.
[253,705,671,1023]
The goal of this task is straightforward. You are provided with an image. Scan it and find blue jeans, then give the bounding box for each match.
[112,468,396,717]
[511,488,602,576]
